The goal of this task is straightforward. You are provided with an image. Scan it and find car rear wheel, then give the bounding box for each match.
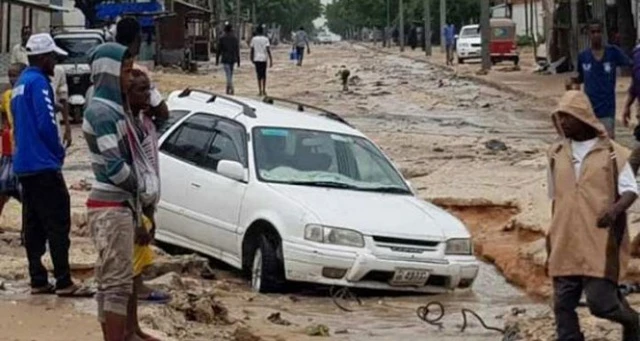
[250,234,285,293]
[458,57,464,64]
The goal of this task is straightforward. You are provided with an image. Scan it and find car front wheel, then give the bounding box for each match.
[250,234,285,293]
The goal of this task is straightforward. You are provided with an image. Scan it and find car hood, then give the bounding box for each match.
[269,184,470,241]
[458,37,481,45]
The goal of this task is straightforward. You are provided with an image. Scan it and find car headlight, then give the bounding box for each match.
[445,238,472,255]
[304,224,365,248]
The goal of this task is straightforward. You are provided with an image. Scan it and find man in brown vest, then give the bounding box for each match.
[548,90,640,341]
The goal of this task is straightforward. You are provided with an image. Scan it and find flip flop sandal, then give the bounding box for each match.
[139,291,171,304]
[56,284,95,298]
[31,284,55,295]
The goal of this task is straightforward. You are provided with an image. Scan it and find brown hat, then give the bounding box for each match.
[551,90,607,138]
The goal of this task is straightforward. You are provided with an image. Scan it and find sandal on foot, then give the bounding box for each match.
[56,284,95,298]
[139,290,171,303]
[31,284,55,295]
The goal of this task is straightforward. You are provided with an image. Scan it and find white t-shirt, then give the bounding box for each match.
[10,44,28,65]
[251,36,270,62]
[547,138,639,198]
[51,65,69,102]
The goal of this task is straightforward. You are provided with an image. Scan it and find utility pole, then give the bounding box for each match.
[424,0,431,56]
[480,0,491,71]
[386,0,390,48]
[439,0,445,52]
[235,0,241,36]
[399,0,405,52]
[570,0,578,70]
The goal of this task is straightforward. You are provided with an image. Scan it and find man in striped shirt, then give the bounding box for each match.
[82,42,145,339]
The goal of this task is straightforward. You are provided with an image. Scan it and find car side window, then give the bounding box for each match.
[202,119,246,171]
[160,114,216,165]
[157,109,190,136]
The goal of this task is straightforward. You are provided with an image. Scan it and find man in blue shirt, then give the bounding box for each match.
[11,33,89,297]
[443,23,456,66]
[571,19,632,139]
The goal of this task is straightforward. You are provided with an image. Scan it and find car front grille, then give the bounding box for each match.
[372,236,440,253]
[471,43,481,47]
[361,271,449,287]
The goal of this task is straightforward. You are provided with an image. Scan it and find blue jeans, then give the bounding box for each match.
[223,63,234,88]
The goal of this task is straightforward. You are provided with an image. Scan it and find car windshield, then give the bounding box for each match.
[253,127,411,194]
[460,27,480,38]
[55,37,102,64]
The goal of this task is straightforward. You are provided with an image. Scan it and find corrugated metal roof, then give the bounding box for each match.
[7,0,72,12]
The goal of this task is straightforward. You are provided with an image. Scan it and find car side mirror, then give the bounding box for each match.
[217,160,247,182]
[454,34,459,39]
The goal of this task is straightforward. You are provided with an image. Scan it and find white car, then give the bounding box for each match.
[456,25,481,64]
[156,89,480,293]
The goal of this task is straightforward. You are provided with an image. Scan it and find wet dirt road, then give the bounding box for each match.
[0,42,625,340]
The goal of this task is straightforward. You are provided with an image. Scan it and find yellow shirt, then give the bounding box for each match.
[1,89,14,147]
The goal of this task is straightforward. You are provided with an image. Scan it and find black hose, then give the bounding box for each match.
[460,308,505,334]
[329,286,362,312]
[415,301,445,329]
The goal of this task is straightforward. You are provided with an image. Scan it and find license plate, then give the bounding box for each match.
[389,268,429,286]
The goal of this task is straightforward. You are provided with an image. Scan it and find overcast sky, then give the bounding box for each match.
[314,0,333,28]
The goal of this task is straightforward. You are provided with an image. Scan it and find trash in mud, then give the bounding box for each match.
[335,329,349,334]
[348,75,361,86]
[511,307,527,316]
[485,139,508,151]
[0,281,5,291]
[305,324,330,337]
[267,312,292,326]
[71,211,89,237]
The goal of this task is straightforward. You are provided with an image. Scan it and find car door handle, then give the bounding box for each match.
[190,182,201,188]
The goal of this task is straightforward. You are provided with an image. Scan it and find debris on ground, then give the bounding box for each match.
[485,139,508,151]
[144,254,212,279]
[267,312,292,326]
[71,211,89,237]
[145,271,184,291]
[169,290,233,325]
[233,327,262,341]
[305,324,330,337]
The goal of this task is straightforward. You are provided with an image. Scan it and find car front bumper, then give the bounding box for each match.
[282,240,479,293]
[457,47,481,58]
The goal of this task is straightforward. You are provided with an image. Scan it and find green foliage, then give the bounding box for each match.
[325,0,480,38]
[224,0,323,36]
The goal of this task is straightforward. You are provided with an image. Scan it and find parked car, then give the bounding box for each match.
[315,32,333,45]
[53,28,105,122]
[456,24,481,64]
[156,89,480,293]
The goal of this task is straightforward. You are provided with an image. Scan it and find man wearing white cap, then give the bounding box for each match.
[11,33,92,297]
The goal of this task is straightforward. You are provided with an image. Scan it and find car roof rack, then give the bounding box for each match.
[262,96,353,127]
[178,88,256,118]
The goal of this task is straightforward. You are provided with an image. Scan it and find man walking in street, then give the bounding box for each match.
[11,27,30,65]
[293,26,310,66]
[443,22,456,66]
[570,19,631,139]
[216,23,240,95]
[250,25,273,96]
[11,33,90,297]
[547,90,640,341]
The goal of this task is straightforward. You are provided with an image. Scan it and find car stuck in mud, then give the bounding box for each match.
[155,89,480,293]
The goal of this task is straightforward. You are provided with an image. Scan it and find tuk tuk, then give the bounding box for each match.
[489,18,519,66]
[52,29,105,122]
